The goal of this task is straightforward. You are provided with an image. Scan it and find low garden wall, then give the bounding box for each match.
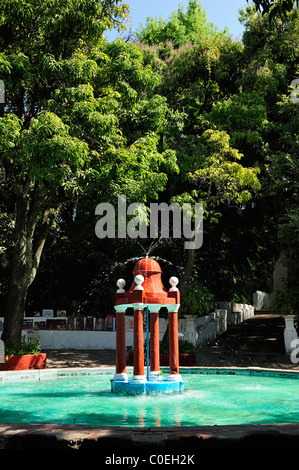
[37,330,134,350]
[0,303,255,350]
[0,317,168,350]
[179,303,255,348]
[252,290,275,310]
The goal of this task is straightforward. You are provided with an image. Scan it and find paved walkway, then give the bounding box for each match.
[44,313,299,371]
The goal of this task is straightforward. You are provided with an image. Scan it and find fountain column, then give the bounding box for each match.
[149,306,160,378]
[168,307,182,381]
[114,306,127,381]
[114,279,128,381]
[132,305,146,381]
[167,277,182,382]
[132,275,146,382]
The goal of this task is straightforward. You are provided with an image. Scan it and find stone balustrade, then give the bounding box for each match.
[179,303,255,348]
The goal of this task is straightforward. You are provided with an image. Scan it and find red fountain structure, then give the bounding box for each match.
[111,257,184,394]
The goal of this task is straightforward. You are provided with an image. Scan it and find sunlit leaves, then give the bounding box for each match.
[187,129,261,207]
[98,133,173,203]
[208,92,271,146]
[0,0,130,56]
[161,34,244,132]
[136,0,225,49]
[15,111,90,184]
[42,53,99,85]
[104,40,161,98]
[0,114,21,150]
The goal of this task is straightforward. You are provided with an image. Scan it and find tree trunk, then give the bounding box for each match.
[2,185,54,346]
[2,190,33,346]
[2,278,29,347]
[179,247,196,310]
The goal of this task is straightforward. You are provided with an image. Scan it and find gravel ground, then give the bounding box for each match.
[43,347,299,370]
[43,314,299,371]
[44,349,117,369]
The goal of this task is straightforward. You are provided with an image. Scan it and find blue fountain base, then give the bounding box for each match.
[110,378,184,395]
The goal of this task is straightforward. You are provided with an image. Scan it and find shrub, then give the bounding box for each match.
[271,287,299,315]
[5,338,41,357]
[181,276,215,317]
[160,338,196,354]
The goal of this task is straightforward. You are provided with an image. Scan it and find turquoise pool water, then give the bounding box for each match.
[0,372,299,427]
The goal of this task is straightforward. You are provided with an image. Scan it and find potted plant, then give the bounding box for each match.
[160,338,196,366]
[0,338,47,371]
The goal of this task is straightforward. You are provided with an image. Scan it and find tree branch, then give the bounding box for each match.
[30,201,67,284]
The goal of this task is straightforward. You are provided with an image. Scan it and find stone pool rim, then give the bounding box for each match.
[1,365,299,381]
[1,366,299,450]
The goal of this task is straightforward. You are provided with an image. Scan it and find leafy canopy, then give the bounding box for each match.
[136,0,226,49]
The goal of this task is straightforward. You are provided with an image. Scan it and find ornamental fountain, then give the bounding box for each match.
[110,256,184,394]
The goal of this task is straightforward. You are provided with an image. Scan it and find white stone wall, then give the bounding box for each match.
[0,306,254,351]
[179,304,255,348]
[252,290,274,309]
[0,316,168,350]
[32,318,168,350]
[39,330,134,350]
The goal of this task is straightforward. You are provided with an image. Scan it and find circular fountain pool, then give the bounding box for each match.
[0,368,299,428]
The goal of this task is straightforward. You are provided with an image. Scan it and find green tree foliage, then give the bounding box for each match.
[1,0,298,332]
[0,0,178,345]
[203,6,299,297]
[156,31,260,214]
[136,0,226,49]
[137,1,298,302]
[247,0,298,21]
[236,7,298,286]
[136,11,262,302]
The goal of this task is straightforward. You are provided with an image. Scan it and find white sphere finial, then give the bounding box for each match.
[169,276,179,291]
[116,278,126,293]
[134,274,144,290]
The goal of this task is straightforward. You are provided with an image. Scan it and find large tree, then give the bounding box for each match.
[137,1,298,302]
[0,0,178,346]
[138,16,261,300]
